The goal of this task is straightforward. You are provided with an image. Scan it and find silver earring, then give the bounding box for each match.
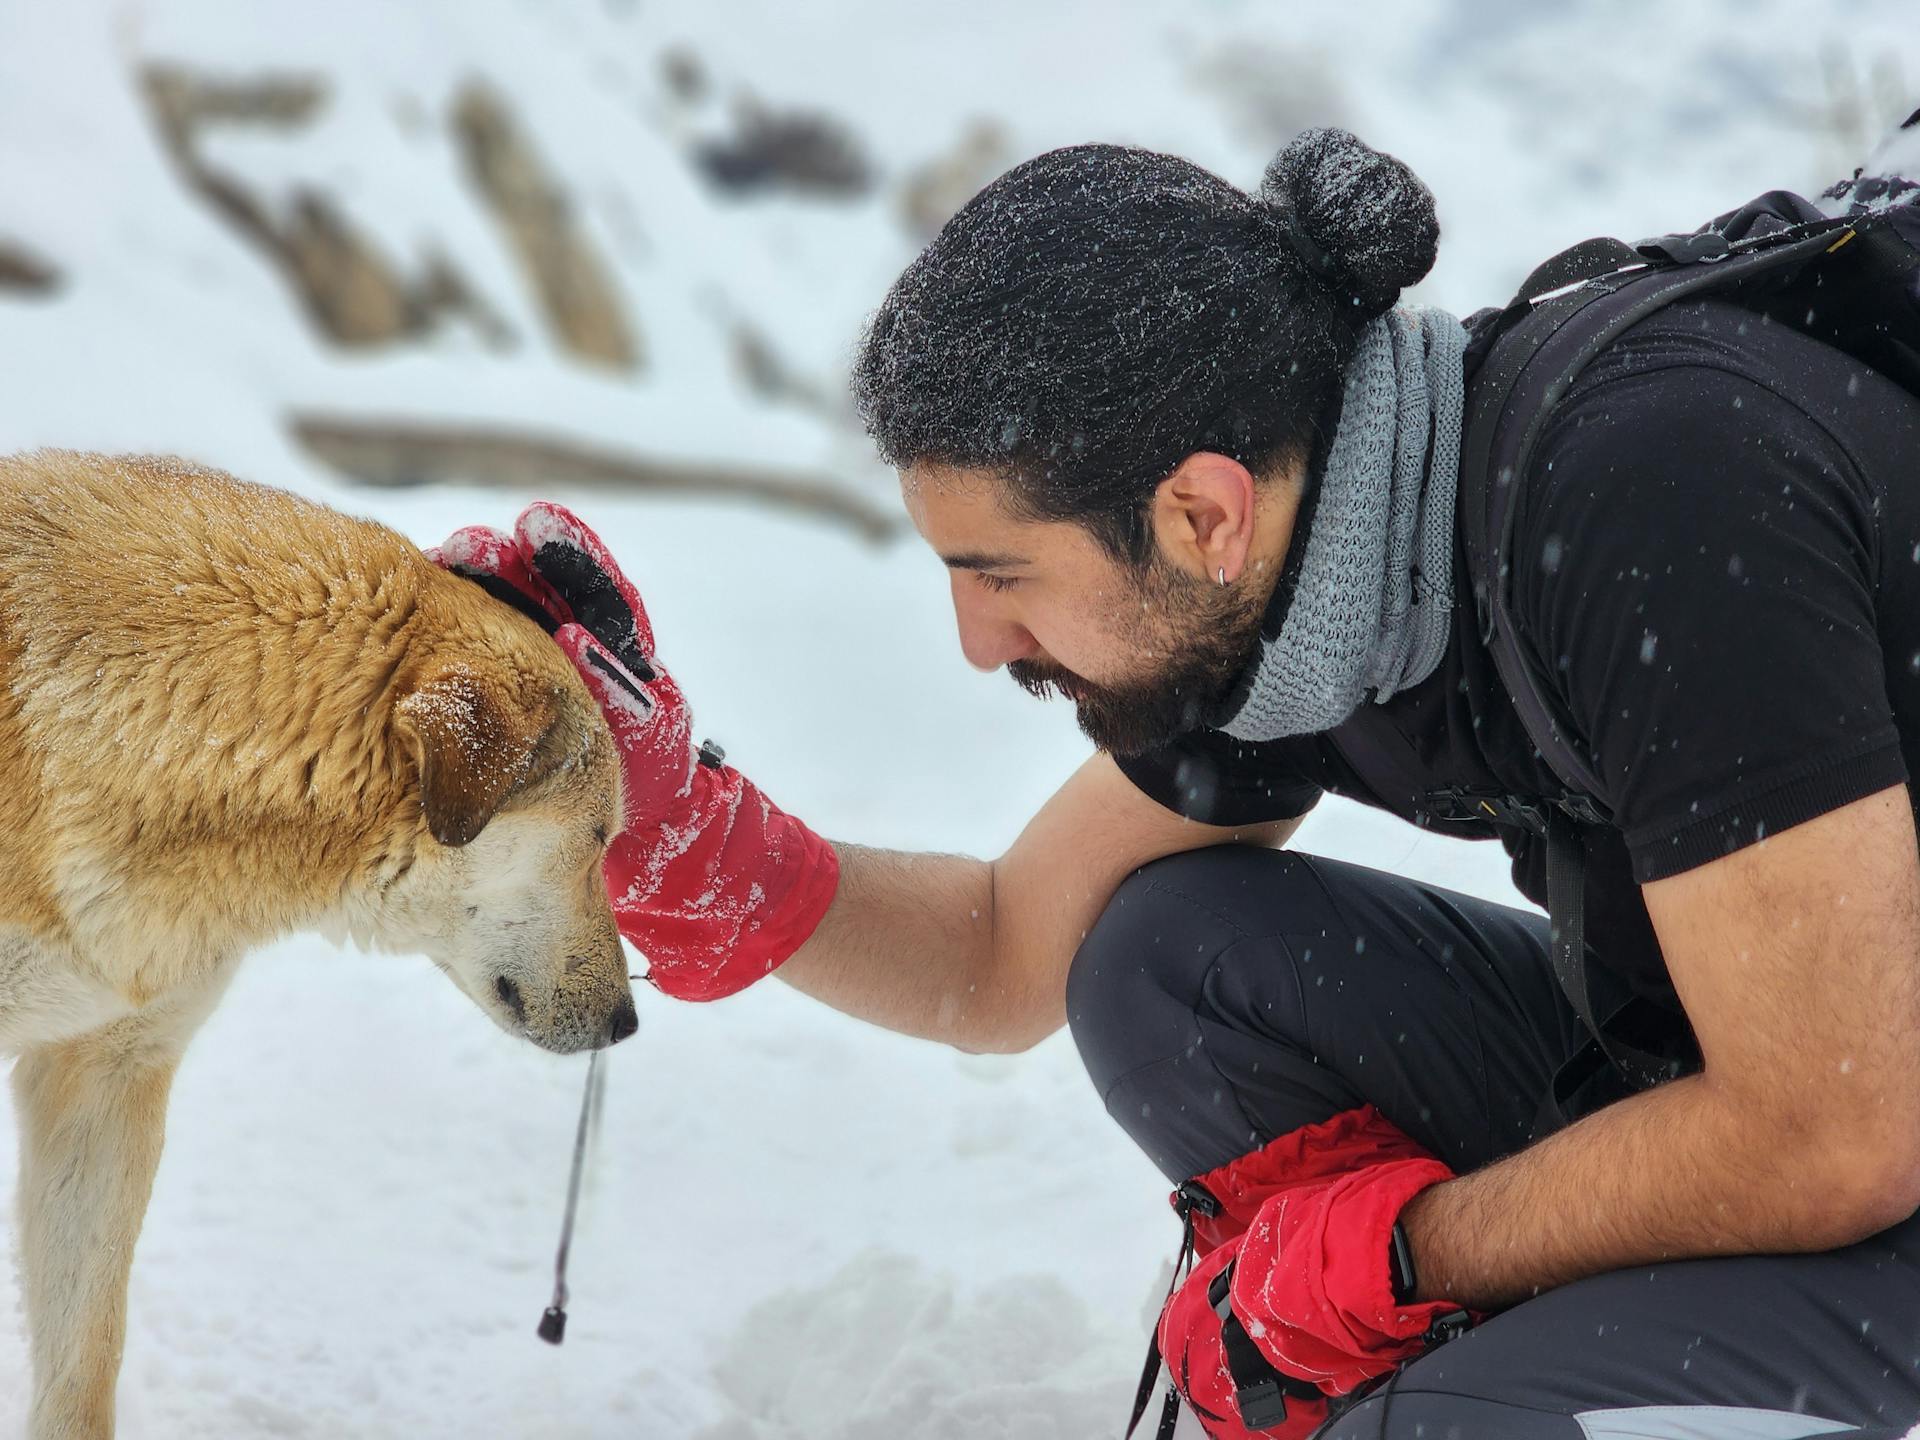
[1217,567,1227,586]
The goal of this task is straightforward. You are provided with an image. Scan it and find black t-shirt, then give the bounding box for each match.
[1116,298,1920,1021]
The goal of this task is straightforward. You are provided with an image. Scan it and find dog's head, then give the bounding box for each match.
[370,601,638,1055]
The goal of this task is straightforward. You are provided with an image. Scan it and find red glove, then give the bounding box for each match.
[427,503,840,1000]
[1151,1107,1476,1437]
[1154,1240,1326,1440]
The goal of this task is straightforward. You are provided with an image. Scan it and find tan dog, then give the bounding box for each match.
[0,450,638,1438]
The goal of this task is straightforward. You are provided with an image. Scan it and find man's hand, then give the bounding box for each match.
[1401,785,1920,1309]
[429,503,841,1001]
[1154,1108,1474,1437]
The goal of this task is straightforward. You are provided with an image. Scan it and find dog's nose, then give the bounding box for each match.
[606,996,638,1046]
[494,974,526,1024]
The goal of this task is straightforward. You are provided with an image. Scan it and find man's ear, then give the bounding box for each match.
[1151,452,1258,581]
[393,665,565,847]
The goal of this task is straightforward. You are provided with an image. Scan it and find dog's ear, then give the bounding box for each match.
[393,665,566,847]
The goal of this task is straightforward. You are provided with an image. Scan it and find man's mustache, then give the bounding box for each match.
[1006,659,1087,702]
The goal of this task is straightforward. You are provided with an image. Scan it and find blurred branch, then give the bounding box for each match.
[0,238,61,295]
[691,96,874,198]
[288,413,904,543]
[140,64,513,349]
[450,80,641,371]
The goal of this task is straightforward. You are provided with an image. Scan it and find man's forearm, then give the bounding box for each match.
[766,756,1306,1054]
[1401,1070,1891,1311]
[774,842,1009,1049]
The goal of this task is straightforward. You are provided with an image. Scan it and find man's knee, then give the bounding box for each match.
[1064,844,1559,1177]
[1065,845,1319,1077]
[1063,847,1331,1178]
[1064,851,1188,1061]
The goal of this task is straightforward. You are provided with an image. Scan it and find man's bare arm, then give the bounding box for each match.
[775,752,1307,1053]
[1402,784,1920,1310]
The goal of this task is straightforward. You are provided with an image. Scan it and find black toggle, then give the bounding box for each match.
[1173,1179,1220,1220]
[696,738,727,769]
[1423,1309,1472,1347]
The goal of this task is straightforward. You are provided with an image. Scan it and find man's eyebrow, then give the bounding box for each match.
[939,550,1029,571]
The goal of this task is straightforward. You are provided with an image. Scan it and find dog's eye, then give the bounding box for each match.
[593,824,610,846]
[465,904,479,918]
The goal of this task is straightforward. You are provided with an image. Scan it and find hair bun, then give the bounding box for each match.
[1260,127,1439,318]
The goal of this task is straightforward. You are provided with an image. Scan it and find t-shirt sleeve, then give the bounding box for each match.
[1513,361,1907,883]
[1110,727,1323,828]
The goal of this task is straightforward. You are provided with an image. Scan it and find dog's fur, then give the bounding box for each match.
[0,450,637,1438]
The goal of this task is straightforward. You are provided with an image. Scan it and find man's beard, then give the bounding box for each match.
[1006,555,1270,757]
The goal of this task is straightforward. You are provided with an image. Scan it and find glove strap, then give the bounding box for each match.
[1209,1260,1322,1431]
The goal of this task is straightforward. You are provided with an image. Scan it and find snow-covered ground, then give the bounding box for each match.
[0,2,1913,1434]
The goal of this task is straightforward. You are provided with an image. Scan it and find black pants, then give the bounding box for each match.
[1068,846,1920,1439]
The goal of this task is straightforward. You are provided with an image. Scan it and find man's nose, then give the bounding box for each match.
[952,582,1038,672]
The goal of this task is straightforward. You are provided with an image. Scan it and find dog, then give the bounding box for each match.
[0,449,638,1438]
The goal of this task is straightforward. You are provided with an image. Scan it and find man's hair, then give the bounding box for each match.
[850,133,1439,569]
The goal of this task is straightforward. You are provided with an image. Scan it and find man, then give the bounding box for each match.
[435,126,1920,1437]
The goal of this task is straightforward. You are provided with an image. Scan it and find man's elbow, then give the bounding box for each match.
[1831,1135,1920,1241]
[1785,1116,1920,1248]
[949,1010,1064,1056]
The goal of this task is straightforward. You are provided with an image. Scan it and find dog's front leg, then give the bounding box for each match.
[12,1026,183,1440]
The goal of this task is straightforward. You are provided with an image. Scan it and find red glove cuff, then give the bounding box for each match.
[1181,1104,1438,1258]
[611,799,840,1001]
[1232,1156,1458,1394]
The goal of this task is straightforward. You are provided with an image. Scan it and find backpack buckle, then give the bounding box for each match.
[1554,793,1611,827]
[1417,786,1550,837]
[1420,786,1611,836]
[1635,231,1731,266]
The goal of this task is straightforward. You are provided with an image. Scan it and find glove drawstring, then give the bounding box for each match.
[1126,1179,1218,1440]
[537,1048,608,1344]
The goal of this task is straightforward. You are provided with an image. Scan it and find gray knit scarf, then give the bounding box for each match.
[1212,304,1469,742]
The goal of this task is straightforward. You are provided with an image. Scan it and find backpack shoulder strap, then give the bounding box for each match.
[1450,212,1876,1093]
[1460,216,1863,806]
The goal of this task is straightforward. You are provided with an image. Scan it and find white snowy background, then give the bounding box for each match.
[0,2,1913,1436]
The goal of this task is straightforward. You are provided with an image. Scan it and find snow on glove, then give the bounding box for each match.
[426,503,840,1000]
[1155,1240,1326,1440]
[1153,1107,1476,1434]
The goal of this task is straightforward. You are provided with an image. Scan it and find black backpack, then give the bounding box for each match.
[1431,145,1920,1092]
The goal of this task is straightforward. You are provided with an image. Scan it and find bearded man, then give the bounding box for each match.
[436,126,1920,1438]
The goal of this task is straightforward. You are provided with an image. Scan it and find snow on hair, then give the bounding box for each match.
[852,135,1435,567]
[1259,127,1440,320]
